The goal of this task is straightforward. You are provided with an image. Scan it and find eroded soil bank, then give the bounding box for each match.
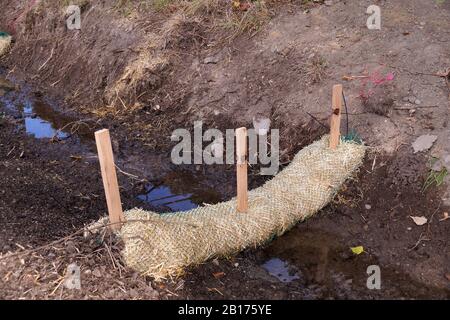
[0,0,449,299]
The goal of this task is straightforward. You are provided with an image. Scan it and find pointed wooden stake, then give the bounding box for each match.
[236,127,248,213]
[330,84,343,149]
[95,129,125,231]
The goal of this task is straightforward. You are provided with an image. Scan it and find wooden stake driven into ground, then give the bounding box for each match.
[330,84,343,149]
[95,129,125,231]
[236,127,248,213]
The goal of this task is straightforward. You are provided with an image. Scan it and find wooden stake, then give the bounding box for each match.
[95,129,125,231]
[236,127,248,213]
[329,84,343,149]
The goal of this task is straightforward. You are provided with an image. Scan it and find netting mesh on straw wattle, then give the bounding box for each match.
[0,35,11,57]
[119,135,366,280]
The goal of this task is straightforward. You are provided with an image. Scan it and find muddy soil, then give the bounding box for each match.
[0,0,449,299]
[0,81,448,299]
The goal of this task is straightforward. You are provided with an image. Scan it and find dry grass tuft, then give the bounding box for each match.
[222,1,272,38]
[305,52,328,84]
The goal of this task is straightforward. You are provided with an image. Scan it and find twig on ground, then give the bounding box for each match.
[38,47,55,72]
[114,164,141,180]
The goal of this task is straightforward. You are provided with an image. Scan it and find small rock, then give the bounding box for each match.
[324,0,333,5]
[234,262,239,267]
[64,263,81,290]
[414,99,421,105]
[412,134,437,153]
[408,96,416,104]
[407,227,412,231]
[365,204,372,210]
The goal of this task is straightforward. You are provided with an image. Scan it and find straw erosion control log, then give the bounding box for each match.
[107,135,366,280]
[0,32,12,57]
[107,135,365,280]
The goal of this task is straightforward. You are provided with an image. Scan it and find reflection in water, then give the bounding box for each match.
[138,184,197,212]
[261,258,300,283]
[0,76,93,141]
[263,229,359,286]
[22,99,69,139]
[138,171,222,212]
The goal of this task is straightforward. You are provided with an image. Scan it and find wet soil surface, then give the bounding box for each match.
[0,76,449,299]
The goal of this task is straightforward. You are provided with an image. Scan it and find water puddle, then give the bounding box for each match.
[138,171,222,212]
[1,73,225,213]
[260,227,450,298]
[0,75,93,141]
[22,99,70,139]
[262,229,375,287]
[138,184,198,211]
[261,258,300,283]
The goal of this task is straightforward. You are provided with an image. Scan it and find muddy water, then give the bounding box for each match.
[138,173,222,211]
[261,258,301,283]
[138,170,222,211]
[0,76,93,141]
[259,227,449,298]
[261,229,375,287]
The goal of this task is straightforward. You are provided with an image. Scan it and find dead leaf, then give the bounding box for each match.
[350,246,364,255]
[439,212,449,222]
[436,68,450,78]
[213,272,225,279]
[410,216,428,226]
